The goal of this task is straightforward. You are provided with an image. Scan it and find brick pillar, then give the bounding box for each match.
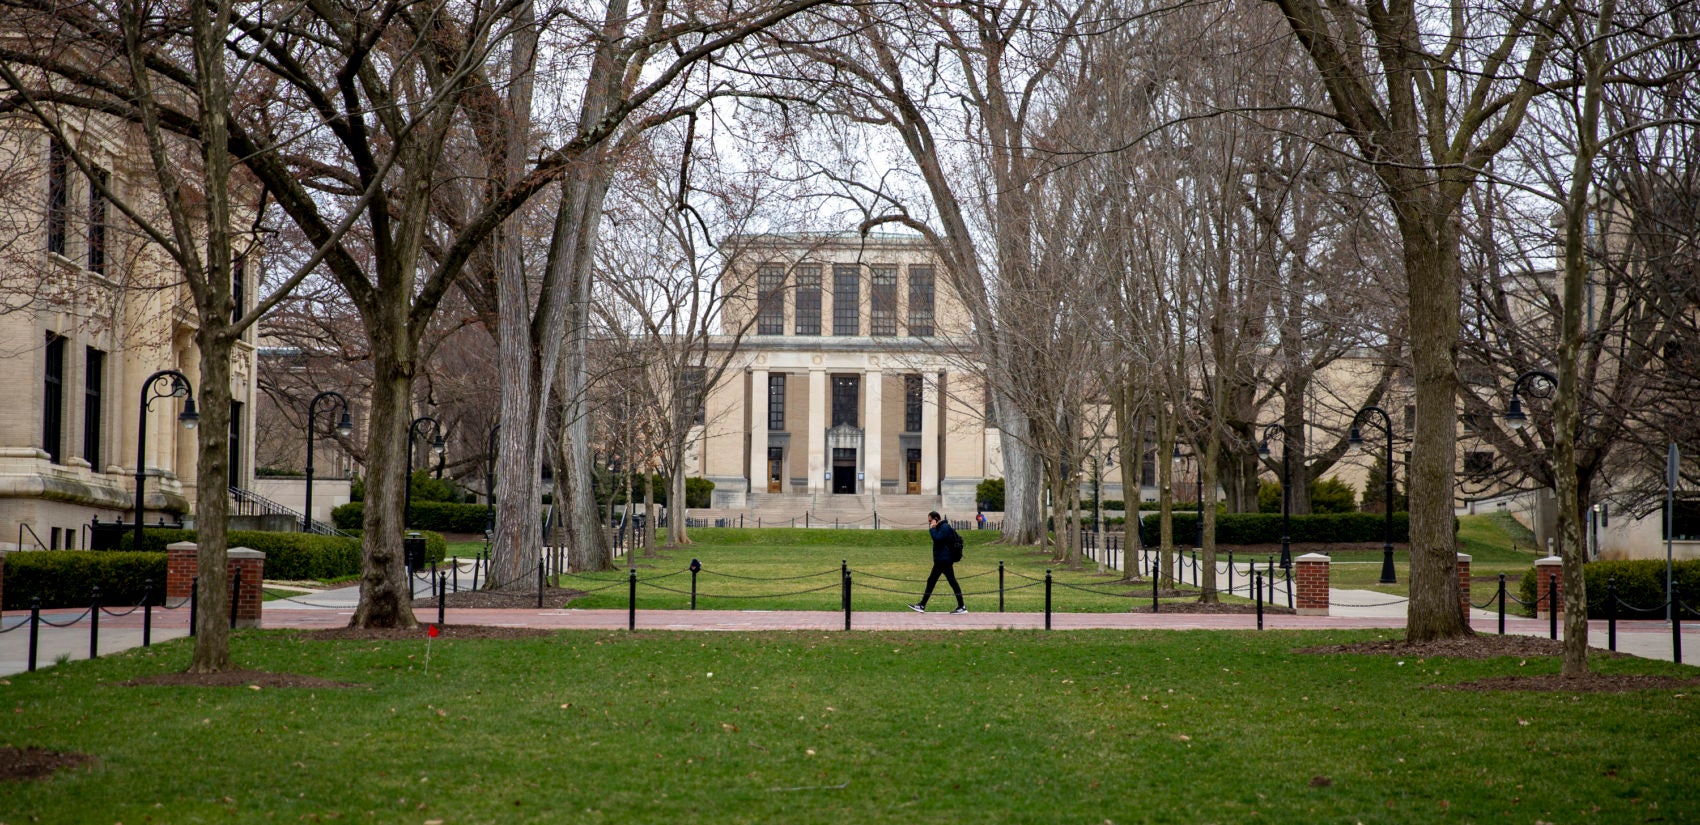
[1294,552,1329,615]
[1456,553,1472,624]
[166,541,198,600]
[1535,556,1563,618]
[229,548,265,629]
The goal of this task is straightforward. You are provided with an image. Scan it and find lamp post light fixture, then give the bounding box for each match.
[405,416,445,530]
[304,391,353,533]
[133,369,198,551]
[1258,423,1293,570]
[1503,369,1559,430]
[1349,405,1398,584]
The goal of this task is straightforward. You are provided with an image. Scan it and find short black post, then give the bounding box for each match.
[90,586,101,659]
[1607,577,1617,652]
[470,553,480,591]
[1191,551,1198,587]
[537,558,545,609]
[452,562,459,594]
[28,599,40,672]
[1285,567,1294,610]
[841,559,849,611]
[627,568,637,631]
[437,572,447,626]
[142,581,153,647]
[229,568,241,630]
[690,559,701,610]
[1044,569,1053,630]
[1267,557,1276,603]
[1227,551,1235,596]
[1497,574,1506,635]
[1151,558,1160,613]
[189,575,199,637]
[998,562,1005,613]
[1549,573,1558,640]
[1254,572,1264,630]
[843,573,852,631]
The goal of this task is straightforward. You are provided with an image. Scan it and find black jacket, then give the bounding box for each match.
[929,521,960,564]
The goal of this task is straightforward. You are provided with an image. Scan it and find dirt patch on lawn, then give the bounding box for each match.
[1297,635,1590,659]
[0,747,96,782]
[413,587,585,610]
[1441,674,1700,692]
[120,669,362,689]
[300,624,555,641]
[1133,601,1295,615]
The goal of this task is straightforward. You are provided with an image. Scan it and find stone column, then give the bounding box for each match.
[1294,553,1329,615]
[863,369,882,496]
[1535,555,1563,618]
[1457,553,1473,623]
[919,373,939,495]
[749,368,767,496]
[229,547,265,629]
[807,369,827,494]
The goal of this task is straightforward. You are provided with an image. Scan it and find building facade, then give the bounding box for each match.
[0,119,257,550]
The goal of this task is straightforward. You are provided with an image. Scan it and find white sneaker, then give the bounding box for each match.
[908,603,926,613]
[951,606,968,615]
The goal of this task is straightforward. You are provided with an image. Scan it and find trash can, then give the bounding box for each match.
[403,533,427,571]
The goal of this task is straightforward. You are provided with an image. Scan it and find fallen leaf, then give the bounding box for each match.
[1310,776,1332,788]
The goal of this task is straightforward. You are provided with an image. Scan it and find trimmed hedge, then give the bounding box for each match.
[113,528,445,578]
[3,551,166,609]
[1517,559,1700,619]
[1139,512,1411,546]
[332,501,489,533]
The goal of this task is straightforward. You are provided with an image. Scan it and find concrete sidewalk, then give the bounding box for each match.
[4,582,1695,676]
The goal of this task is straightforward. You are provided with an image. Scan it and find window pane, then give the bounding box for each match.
[768,373,786,431]
[47,140,67,256]
[833,264,859,336]
[87,168,107,274]
[907,265,934,336]
[84,347,104,468]
[831,375,859,427]
[43,333,64,464]
[756,265,784,335]
[794,265,821,335]
[904,374,922,432]
[870,266,897,336]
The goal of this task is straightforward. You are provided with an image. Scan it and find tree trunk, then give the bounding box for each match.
[644,468,657,556]
[670,460,691,546]
[1156,411,1176,588]
[188,327,233,671]
[1402,220,1469,641]
[351,316,419,629]
[1198,429,1220,603]
[997,391,1043,545]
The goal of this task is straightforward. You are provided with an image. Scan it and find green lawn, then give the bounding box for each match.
[549,528,1169,612]
[1326,513,1543,603]
[2,629,1695,823]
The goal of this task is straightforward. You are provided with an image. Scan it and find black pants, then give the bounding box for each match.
[921,561,963,607]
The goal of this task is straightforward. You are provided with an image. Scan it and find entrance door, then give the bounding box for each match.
[767,447,784,493]
[905,449,921,494]
[832,447,858,494]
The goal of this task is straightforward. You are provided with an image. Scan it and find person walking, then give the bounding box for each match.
[910,511,966,614]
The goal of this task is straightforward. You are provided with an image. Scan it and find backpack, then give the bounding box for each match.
[949,528,964,562]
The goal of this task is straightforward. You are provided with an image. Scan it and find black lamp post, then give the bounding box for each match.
[134,370,198,551]
[1504,370,1559,430]
[304,391,353,533]
[485,424,500,536]
[405,416,444,530]
[1349,405,1397,583]
[1258,423,1293,570]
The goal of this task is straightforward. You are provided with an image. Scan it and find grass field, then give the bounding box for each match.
[2,628,1696,824]
[443,514,1541,612]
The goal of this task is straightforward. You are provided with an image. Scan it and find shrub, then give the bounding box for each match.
[115,529,366,581]
[685,477,715,509]
[1259,479,1358,514]
[341,529,448,563]
[976,478,1005,511]
[1138,512,1411,546]
[3,551,166,609]
[333,501,489,533]
[1517,559,1700,619]
[1137,501,1199,511]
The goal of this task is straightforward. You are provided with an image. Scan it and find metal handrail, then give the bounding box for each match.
[228,486,352,537]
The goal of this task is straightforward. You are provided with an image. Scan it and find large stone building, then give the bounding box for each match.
[683,233,1019,519]
[0,119,257,550]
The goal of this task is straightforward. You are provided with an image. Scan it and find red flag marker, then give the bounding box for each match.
[428,625,440,638]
